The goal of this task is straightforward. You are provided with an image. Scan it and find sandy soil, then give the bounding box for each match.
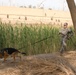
[0,6,73,25]
[0,51,76,75]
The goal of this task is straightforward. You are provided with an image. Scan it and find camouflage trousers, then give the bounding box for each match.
[60,36,67,54]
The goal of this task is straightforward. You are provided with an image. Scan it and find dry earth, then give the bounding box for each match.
[0,6,73,25]
[0,51,76,75]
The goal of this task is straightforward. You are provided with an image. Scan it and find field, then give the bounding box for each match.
[0,23,76,75]
[0,23,75,55]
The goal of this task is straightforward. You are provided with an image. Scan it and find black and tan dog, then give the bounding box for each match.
[0,48,26,62]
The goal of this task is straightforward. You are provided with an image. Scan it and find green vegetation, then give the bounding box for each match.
[0,23,76,55]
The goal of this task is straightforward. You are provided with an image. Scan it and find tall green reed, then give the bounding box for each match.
[0,24,75,55]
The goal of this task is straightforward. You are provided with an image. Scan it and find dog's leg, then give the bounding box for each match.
[12,52,22,62]
[17,55,21,61]
[15,53,22,61]
[12,52,16,62]
[13,55,16,62]
[16,52,22,60]
[4,51,9,62]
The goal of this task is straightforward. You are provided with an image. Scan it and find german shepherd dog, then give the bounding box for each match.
[0,48,26,62]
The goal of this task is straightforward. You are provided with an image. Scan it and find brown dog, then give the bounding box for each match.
[0,48,26,62]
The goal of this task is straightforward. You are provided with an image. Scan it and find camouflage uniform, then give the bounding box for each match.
[59,27,72,54]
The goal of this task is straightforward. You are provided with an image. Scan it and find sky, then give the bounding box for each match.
[0,0,76,11]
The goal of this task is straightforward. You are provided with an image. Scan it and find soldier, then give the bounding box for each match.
[59,23,73,55]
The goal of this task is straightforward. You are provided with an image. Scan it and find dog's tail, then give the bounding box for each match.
[21,52,26,55]
[18,51,26,55]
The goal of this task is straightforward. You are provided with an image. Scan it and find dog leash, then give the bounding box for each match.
[18,35,53,50]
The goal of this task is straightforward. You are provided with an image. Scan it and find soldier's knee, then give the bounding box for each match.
[63,41,67,46]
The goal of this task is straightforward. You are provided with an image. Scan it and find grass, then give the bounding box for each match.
[0,23,75,55]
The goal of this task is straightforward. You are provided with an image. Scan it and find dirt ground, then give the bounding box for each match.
[0,51,76,75]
